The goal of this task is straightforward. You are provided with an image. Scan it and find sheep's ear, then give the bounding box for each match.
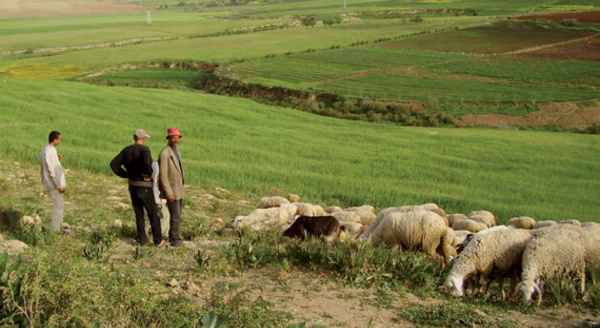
[340,225,346,231]
[533,283,542,297]
[513,282,523,297]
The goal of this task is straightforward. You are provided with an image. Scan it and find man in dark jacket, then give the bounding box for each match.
[110,129,165,247]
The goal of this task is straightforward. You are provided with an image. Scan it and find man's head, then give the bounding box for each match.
[48,131,61,146]
[134,129,150,145]
[166,128,182,148]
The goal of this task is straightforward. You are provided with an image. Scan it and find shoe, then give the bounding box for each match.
[170,241,181,247]
[156,240,167,248]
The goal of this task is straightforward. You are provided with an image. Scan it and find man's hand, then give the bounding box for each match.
[58,154,63,161]
[143,175,151,182]
[167,195,176,202]
[59,187,66,194]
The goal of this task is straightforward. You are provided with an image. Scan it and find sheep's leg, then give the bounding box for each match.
[507,276,517,301]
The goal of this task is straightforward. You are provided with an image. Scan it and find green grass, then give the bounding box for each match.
[1,79,599,223]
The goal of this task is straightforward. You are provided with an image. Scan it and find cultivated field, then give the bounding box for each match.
[0,0,600,326]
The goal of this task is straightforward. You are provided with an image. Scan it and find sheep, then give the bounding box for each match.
[516,227,585,305]
[293,203,327,217]
[447,214,467,228]
[458,226,509,253]
[506,217,536,230]
[343,205,376,215]
[533,220,557,229]
[338,221,367,241]
[559,219,581,227]
[324,206,342,214]
[452,219,487,233]
[283,216,345,243]
[331,211,361,223]
[359,204,442,240]
[355,211,376,225]
[453,230,471,248]
[286,194,300,203]
[581,223,600,265]
[468,211,495,226]
[257,196,290,209]
[469,215,495,228]
[370,211,451,264]
[445,228,532,299]
[233,204,297,230]
[445,228,458,261]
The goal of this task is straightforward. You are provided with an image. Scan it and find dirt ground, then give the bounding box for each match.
[0,0,147,19]
[518,35,600,62]
[457,102,600,129]
[516,12,600,24]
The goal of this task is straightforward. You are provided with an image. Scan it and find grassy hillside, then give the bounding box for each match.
[1,79,599,223]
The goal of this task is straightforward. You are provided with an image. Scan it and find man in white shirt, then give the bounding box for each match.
[40,131,66,232]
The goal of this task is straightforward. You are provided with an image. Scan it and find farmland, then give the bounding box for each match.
[1,0,600,326]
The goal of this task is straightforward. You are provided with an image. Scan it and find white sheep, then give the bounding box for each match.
[324,206,342,214]
[453,230,471,248]
[452,219,487,233]
[458,226,509,252]
[445,228,532,299]
[293,203,327,217]
[286,194,300,203]
[533,220,557,229]
[233,204,298,231]
[447,214,467,228]
[468,211,495,227]
[359,204,442,240]
[445,228,458,261]
[581,222,600,265]
[331,211,361,223]
[370,211,451,264]
[559,219,581,227]
[516,227,585,305]
[506,217,536,230]
[343,205,376,214]
[257,196,290,209]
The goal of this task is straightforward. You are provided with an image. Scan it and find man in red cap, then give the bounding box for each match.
[158,127,185,246]
[110,129,166,247]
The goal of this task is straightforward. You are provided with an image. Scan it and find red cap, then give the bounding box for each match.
[166,127,182,139]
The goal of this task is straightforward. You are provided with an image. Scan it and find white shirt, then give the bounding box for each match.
[151,162,166,205]
[40,144,66,191]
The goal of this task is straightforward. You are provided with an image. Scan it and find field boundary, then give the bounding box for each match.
[502,34,599,55]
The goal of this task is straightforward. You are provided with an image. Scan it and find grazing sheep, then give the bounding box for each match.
[233,204,298,230]
[359,204,442,240]
[506,217,536,230]
[458,226,509,253]
[452,219,487,233]
[447,214,468,228]
[445,228,532,299]
[453,230,471,248]
[286,194,300,203]
[469,215,495,229]
[293,203,327,217]
[516,227,585,305]
[581,223,600,265]
[533,220,557,229]
[468,211,495,226]
[559,219,581,227]
[370,211,451,264]
[283,216,344,243]
[331,211,361,223]
[324,206,342,214]
[343,205,376,215]
[355,211,376,225]
[445,228,458,261]
[257,196,290,209]
[338,221,367,241]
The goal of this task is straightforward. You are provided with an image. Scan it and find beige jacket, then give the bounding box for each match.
[158,146,185,200]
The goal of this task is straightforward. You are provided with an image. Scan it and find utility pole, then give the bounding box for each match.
[343,0,346,9]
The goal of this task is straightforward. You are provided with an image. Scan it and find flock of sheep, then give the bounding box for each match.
[232,195,599,304]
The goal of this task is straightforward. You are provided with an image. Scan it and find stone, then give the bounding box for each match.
[202,194,216,200]
[1,240,29,255]
[184,281,202,297]
[210,218,225,230]
[116,202,131,210]
[113,219,123,230]
[182,241,196,249]
[61,222,71,229]
[167,278,179,288]
[20,216,35,226]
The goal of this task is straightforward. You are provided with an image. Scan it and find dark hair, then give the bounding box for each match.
[48,131,61,143]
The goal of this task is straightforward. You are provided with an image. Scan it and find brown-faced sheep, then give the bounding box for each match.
[516,227,585,305]
[293,203,327,217]
[506,217,536,230]
[468,211,495,226]
[533,220,557,229]
[559,219,581,227]
[370,211,451,264]
[286,194,300,203]
[283,215,344,243]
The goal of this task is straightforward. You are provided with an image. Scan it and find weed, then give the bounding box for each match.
[398,303,498,327]
[83,243,108,261]
[195,250,210,272]
[196,311,231,328]
[132,247,145,261]
[545,274,578,306]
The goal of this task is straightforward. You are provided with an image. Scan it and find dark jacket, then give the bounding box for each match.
[110,144,153,182]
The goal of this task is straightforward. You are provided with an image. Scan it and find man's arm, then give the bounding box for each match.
[142,147,153,180]
[158,150,174,199]
[110,151,129,179]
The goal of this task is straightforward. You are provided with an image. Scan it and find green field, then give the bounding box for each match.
[2,79,599,223]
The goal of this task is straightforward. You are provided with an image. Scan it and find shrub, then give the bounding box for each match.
[545,274,578,306]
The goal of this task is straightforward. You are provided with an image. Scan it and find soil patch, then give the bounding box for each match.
[516,11,600,24]
[0,0,147,19]
[457,102,600,129]
[518,35,600,62]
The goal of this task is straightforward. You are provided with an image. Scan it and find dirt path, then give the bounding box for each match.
[1,36,181,56]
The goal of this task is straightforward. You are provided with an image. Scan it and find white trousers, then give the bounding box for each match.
[49,189,64,232]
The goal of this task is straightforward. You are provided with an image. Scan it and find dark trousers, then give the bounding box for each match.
[167,199,182,244]
[129,186,162,245]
